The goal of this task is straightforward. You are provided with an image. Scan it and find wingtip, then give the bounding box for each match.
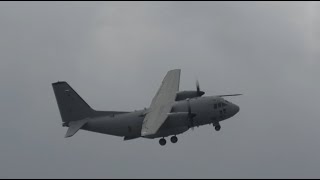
[141,131,148,137]
[141,131,154,137]
[169,69,181,72]
[52,81,67,86]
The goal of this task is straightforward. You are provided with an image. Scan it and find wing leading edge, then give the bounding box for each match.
[141,69,181,137]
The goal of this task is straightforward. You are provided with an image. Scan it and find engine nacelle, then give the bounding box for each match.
[167,112,190,127]
[175,91,204,101]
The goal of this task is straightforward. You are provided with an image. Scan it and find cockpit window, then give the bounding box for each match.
[215,102,227,109]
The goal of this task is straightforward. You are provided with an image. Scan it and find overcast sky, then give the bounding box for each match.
[1,1,320,178]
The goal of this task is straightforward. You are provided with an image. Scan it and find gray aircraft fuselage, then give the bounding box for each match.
[81,96,239,140]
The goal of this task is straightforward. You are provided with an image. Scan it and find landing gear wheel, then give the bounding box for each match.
[170,136,178,143]
[215,125,221,131]
[159,138,166,146]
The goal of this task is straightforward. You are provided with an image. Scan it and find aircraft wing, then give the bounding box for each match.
[141,69,181,137]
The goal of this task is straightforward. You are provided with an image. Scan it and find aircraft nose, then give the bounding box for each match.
[235,105,240,113]
[234,104,240,114]
[232,104,240,116]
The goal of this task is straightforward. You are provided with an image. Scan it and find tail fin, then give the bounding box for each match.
[52,81,130,126]
[52,81,95,123]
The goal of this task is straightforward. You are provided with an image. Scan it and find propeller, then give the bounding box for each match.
[196,79,205,96]
[217,94,242,97]
[187,99,196,130]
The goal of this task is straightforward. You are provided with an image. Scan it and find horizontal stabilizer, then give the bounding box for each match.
[65,118,89,138]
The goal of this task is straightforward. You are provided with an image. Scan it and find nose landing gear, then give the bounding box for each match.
[213,121,221,131]
[214,125,221,131]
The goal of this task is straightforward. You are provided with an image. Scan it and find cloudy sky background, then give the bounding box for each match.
[0,1,320,178]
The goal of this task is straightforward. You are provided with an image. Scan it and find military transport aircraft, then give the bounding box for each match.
[52,69,240,146]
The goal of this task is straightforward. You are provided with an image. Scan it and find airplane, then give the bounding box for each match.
[52,69,241,146]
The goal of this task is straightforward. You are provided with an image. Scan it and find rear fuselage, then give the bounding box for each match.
[81,96,239,140]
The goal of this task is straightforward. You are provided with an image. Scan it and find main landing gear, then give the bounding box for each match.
[170,136,178,143]
[159,136,178,146]
[159,138,166,146]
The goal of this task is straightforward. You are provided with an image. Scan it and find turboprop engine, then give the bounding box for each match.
[175,79,205,101]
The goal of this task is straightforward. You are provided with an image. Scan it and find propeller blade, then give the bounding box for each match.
[187,99,196,131]
[196,79,200,92]
[196,79,205,96]
[187,99,193,129]
[218,94,242,97]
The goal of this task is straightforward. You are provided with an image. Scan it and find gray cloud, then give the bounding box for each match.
[0,1,320,178]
